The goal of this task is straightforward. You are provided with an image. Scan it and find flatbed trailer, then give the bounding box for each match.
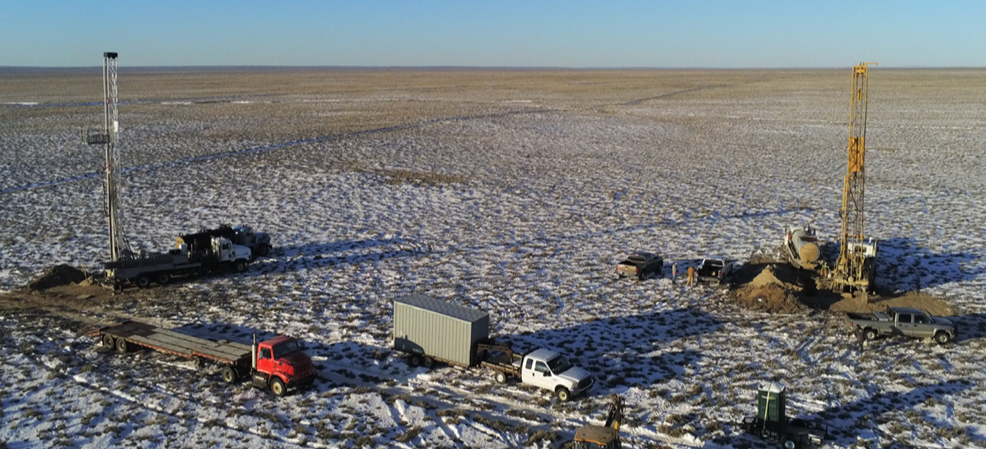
[94,321,251,364]
[91,321,316,396]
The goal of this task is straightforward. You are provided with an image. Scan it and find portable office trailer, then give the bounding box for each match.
[393,294,490,367]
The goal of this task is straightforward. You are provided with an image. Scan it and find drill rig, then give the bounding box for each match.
[83,52,132,263]
[832,63,878,297]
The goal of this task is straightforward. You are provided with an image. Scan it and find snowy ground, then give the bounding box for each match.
[1,69,986,448]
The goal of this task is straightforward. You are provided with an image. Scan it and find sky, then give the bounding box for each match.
[1,0,984,68]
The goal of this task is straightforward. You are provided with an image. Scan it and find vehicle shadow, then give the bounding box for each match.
[247,237,434,276]
[952,312,986,342]
[493,307,722,392]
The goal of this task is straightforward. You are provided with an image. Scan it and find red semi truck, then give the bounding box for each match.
[91,321,316,396]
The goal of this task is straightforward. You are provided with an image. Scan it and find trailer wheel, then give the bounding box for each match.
[556,387,571,402]
[781,436,800,449]
[156,273,170,285]
[134,276,151,289]
[270,377,286,396]
[115,337,130,353]
[935,331,952,345]
[102,334,115,348]
[422,357,433,369]
[494,372,507,384]
[408,354,421,367]
[864,328,878,341]
[221,366,239,384]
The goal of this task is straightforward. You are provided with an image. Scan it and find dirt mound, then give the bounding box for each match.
[729,263,831,314]
[732,266,808,314]
[28,265,89,291]
[830,291,955,316]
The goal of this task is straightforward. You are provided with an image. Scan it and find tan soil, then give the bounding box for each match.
[729,263,955,316]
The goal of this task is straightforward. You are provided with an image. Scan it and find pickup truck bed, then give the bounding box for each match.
[478,342,523,377]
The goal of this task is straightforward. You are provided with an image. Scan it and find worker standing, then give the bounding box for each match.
[686,266,695,287]
[853,326,866,353]
[671,262,678,284]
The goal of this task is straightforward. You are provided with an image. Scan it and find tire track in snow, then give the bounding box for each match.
[620,84,730,106]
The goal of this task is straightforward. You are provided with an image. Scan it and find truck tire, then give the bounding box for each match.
[102,334,115,348]
[156,273,170,285]
[270,377,286,397]
[408,354,421,368]
[494,372,507,384]
[234,260,247,273]
[258,245,270,257]
[422,357,434,369]
[864,328,878,341]
[782,436,800,449]
[134,276,150,289]
[935,331,952,345]
[556,387,571,402]
[221,366,239,384]
[115,337,130,353]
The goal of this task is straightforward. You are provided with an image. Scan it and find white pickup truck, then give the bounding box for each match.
[485,346,594,401]
[393,295,595,401]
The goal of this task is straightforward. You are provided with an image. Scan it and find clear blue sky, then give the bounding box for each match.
[2,0,984,68]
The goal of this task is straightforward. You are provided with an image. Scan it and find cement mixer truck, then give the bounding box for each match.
[784,225,821,270]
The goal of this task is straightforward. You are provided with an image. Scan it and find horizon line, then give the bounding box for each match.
[2,65,984,72]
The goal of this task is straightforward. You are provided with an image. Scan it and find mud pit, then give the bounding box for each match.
[729,262,955,316]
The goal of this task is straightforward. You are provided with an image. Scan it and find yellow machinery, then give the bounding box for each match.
[574,395,624,449]
[833,63,878,296]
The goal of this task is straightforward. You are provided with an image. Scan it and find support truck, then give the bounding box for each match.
[847,306,957,344]
[178,224,273,259]
[104,235,252,288]
[393,294,594,402]
[91,321,316,396]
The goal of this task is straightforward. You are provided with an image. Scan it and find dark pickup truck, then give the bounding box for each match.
[848,306,957,344]
[697,257,735,285]
[615,252,663,280]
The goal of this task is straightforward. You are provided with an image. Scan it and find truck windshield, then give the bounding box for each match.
[547,355,573,373]
[272,340,300,359]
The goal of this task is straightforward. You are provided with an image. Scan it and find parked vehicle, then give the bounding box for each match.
[615,252,663,280]
[847,306,957,344]
[574,394,624,449]
[783,225,821,270]
[178,224,273,259]
[697,257,734,285]
[740,383,827,449]
[90,321,316,396]
[393,294,594,401]
[105,235,252,288]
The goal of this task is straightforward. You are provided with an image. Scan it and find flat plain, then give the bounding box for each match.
[1,68,986,448]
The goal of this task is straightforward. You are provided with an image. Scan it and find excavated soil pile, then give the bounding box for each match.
[731,264,808,314]
[829,291,955,316]
[28,264,89,291]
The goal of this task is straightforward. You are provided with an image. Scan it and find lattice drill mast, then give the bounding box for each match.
[83,52,131,262]
[833,62,878,294]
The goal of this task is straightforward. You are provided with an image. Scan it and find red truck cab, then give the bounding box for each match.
[249,335,316,396]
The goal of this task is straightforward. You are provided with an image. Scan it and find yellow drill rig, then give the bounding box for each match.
[832,62,879,298]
